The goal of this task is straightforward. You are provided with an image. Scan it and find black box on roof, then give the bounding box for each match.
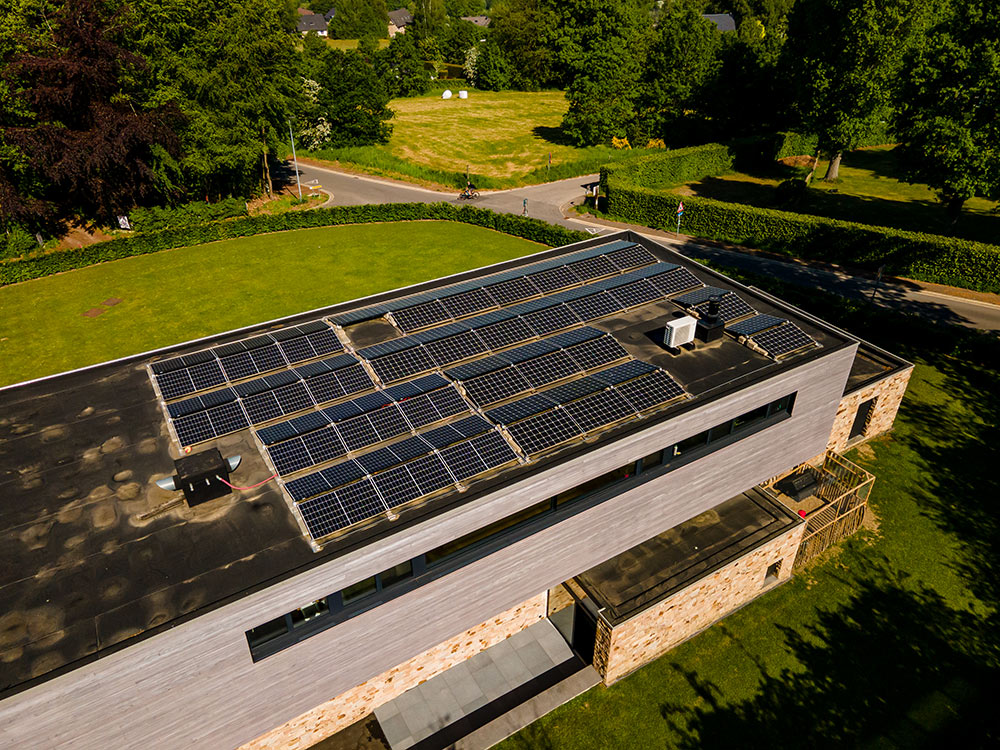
[174,448,231,506]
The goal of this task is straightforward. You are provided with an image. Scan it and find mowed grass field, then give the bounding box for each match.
[0,222,542,387]
[303,90,645,189]
[681,146,1000,243]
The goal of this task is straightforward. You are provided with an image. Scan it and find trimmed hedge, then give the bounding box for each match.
[601,177,1000,293]
[600,144,732,193]
[129,197,248,232]
[773,131,819,160]
[0,204,589,286]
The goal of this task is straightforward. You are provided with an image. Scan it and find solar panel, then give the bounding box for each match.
[463,367,531,407]
[336,478,388,524]
[648,267,703,297]
[156,368,196,400]
[521,305,580,336]
[372,465,423,507]
[441,288,497,318]
[566,292,623,321]
[422,424,466,449]
[299,491,352,538]
[608,280,662,309]
[303,371,344,404]
[423,330,488,366]
[333,363,375,395]
[219,352,257,381]
[452,414,492,437]
[562,389,635,432]
[335,415,381,452]
[426,387,471,420]
[206,401,249,436]
[356,446,401,473]
[248,344,286,374]
[469,431,518,468]
[506,409,582,455]
[516,350,580,388]
[321,460,367,489]
[485,394,556,425]
[751,322,816,358]
[366,404,411,441]
[486,276,540,305]
[393,300,452,332]
[302,426,345,464]
[242,391,283,424]
[727,314,785,337]
[389,435,433,462]
[543,376,606,404]
[370,347,436,383]
[173,411,214,446]
[593,360,657,385]
[566,254,619,281]
[475,317,536,350]
[273,382,313,415]
[306,329,343,356]
[615,370,686,411]
[404,454,454,494]
[286,472,331,502]
[694,293,755,322]
[531,265,580,293]
[278,336,315,364]
[605,244,656,270]
[439,440,487,480]
[268,438,313,475]
[566,336,628,370]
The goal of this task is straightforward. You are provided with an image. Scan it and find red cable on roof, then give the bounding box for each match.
[215,473,278,491]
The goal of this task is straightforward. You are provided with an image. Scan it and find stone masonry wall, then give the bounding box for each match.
[827,368,913,454]
[241,593,547,750]
[597,524,805,685]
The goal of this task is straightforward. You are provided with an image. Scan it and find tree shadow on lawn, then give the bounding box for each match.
[687,176,1000,244]
[657,572,998,749]
[531,125,580,148]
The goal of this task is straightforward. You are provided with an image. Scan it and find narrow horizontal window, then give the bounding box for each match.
[426,499,550,565]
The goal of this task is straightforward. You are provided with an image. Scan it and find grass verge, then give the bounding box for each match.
[498,278,1000,749]
[0,221,542,387]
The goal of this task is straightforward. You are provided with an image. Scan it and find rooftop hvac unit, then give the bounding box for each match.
[664,316,698,349]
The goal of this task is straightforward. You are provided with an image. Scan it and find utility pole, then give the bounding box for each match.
[288,121,302,201]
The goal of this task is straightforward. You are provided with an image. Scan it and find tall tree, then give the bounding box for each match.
[784,0,926,180]
[0,0,180,230]
[377,30,432,97]
[638,2,721,144]
[486,0,562,90]
[895,1,1000,220]
[329,0,388,40]
[128,0,301,199]
[558,0,649,146]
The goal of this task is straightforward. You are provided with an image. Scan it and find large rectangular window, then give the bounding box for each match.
[246,392,796,660]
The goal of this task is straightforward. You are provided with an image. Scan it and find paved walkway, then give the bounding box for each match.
[374,618,591,750]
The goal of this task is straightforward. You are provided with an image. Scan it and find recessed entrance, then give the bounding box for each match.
[850,398,876,440]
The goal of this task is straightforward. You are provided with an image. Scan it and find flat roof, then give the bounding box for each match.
[575,487,802,624]
[0,231,853,697]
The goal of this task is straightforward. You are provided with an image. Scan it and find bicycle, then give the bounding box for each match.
[458,187,480,200]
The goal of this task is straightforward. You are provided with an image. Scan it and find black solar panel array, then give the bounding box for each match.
[328,238,654,331]
[750,322,817,359]
[167,354,372,447]
[151,321,344,402]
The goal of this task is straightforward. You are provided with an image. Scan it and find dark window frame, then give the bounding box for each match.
[246,392,797,661]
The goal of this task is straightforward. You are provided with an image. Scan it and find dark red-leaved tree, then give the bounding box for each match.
[0,0,181,229]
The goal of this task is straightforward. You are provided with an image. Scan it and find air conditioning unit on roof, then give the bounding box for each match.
[664,316,697,349]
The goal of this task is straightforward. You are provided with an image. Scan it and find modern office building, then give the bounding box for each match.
[0,231,910,749]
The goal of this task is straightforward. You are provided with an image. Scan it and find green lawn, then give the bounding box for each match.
[301,90,646,189]
[680,146,1000,243]
[0,221,542,387]
[499,285,1000,748]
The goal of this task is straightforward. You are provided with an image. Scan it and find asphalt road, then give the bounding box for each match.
[283,159,1000,333]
